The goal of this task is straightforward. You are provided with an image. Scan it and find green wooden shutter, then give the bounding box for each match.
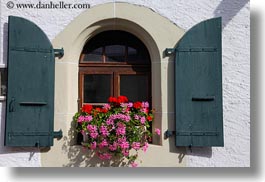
[175,17,223,147]
[5,16,62,147]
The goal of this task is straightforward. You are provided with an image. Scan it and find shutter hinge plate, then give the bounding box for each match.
[165,48,175,56]
[54,48,64,58]
[53,129,63,139]
[165,130,219,139]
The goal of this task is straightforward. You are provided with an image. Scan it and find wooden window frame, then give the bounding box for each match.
[78,30,151,109]
[79,65,151,109]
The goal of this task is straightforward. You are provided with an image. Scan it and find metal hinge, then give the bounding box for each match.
[165,130,219,138]
[8,130,63,138]
[165,47,218,57]
[53,129,63,139]
[165,48,175,56]
[164,130,176,139]
[10,46,52,53]
[54,48,64,58]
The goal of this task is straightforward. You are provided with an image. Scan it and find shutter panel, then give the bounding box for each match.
[175,17,223,147]
[5,16,62,147]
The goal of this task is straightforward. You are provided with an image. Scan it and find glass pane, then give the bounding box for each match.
[127,46,149,63]
[105,45,125,62]
[84,74,111,103]
[83,47,103,62]
[120,75,149,102]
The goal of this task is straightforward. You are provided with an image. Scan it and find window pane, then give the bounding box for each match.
[83,47,103,62]
[105,45,125,62]
[84,74,111,103]
[120,75,149,102]
[127,47,149,63]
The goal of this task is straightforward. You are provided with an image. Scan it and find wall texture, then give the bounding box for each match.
[0,0,250,167]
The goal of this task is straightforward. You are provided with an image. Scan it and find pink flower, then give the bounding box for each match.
[155,128,161,136]
[87,124,98,139]
[140,108,148,114]
[142,142,149,153]
[116,123,126,135]
[90,132,98,139]
[131,142,141,150]
[140,117,146,124]
[100,125,109,136]
[141,102,149,108]
[120,103,128,108]
[130,162,138,168]
[99,140,108,149]
[84,115,93,122]
[128,102,133,107]
[134,115,140,120]
[106,118,114,125]
[103,103,111,110]
[122,149,129,157]
[87,124,97,133]
[78,115,93,123]
[90,141,97,150]
[109,142,118,151]
[77,116,85,123]
[118,137,127,143]
[98,152,112,160]
[120,141,130,149]
[109,113,131,122]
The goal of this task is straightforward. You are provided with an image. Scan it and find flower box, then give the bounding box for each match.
[73,96,160,167]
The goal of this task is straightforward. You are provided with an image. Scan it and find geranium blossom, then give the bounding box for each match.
[140,117,146,124]
[130,162,138,168]
[120,141,130,149]
[155,128,161,136]
[74,96,158,166]
[100,125,109,136]
[99,140,108,149]
[108,113,131,122]
[142,102,149,108]
[133,101,142,109]
[103,103,111,110]
[90,141,97,150]
[109,142,118,151]
[131,142,141,150]
[98,152,112,160]
[147,116,153,121]
[116,123,126,135]
[82,104,93,114]
[77,115,93,123]
[142,142,149,153]
[140,107,149,114]
[122,149,129,157]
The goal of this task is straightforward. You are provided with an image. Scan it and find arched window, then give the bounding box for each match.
[79,30,151,107]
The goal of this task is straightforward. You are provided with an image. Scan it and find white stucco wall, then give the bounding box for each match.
[0,0,250,167]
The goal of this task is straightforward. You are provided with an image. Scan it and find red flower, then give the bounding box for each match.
[108,96,117,103]
[147,116,153,121]
[117,96,128,103]
[93,107,102,116]
[82,104,93,114]
[101,108,108,113]
[133,102,142,109]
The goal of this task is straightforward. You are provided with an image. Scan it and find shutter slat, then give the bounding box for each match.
[5,16,60,147]
[175,17,223,147]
